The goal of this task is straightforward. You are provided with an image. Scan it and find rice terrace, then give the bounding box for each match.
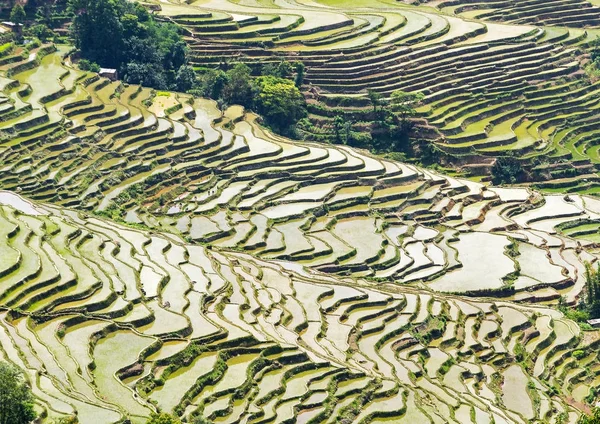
[6,0,600,423]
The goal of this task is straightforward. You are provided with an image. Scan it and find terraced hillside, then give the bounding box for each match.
[3,48,600,302]
[0,190,598,423]
[3,20,600,422]
[144,0,600,190]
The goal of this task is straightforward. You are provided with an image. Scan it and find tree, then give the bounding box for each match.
[26,23,54,41]
[122,61,166,89]
[0,362,37,424]
[222,63,254,107]
[585,263,600,319]
[146,413,182,424]
[294,61,305,87]
[197,69,228,99]
[10,4,26,26]
[254,76,307,133]
[176,65,196,92]
[490,157,525,185]
[78,59,100,73]
[69,0,188,90]
[162,40,188,71]
[367,89,384,115]
[262,60,292,79]
[579,408,600,424]
[190,416,212,424]
[333,115,349,144]
[390,90,424,125]
[68,0,125,67]
[54,417,79,424]
[591,37,600,65]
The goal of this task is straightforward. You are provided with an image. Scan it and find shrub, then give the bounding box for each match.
[78,59,100,73]
[146,412,182,424]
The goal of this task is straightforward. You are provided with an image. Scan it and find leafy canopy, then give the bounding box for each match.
[10,4,26,26]
[0,361,37,424]
[579,408,600,424]
[254,76,307,133]
[146,412,182,424]
[491,157,526,185]
[68,0,191,90]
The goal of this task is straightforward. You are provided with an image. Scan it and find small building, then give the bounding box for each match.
[2,21,22,35]
[587,318,600,328]
[99,68,118,81]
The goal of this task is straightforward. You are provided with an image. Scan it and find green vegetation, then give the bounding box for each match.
[254,76,306,133]
[579,408,600,424]
[146,413,182,424]
[0,362,36,424]
[9,4,26,27]
[68,0,189,90]
[195,62,307,134]
[1,0,600,422]
[300,89,425,156]
[584,263,600,319]
[491,157,527,185]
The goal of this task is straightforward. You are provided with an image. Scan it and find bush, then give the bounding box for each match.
[26,23,55,42]
[146,412,182,424]
[78,59,100,73]
[579,407,600,423]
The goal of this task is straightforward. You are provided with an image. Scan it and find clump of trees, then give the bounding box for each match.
[491,157,527,185]
[0,361,37,424]
[4,2,60,43]
[146,412,212,424]
[579,408,600,424]
[558,262,600,327]
[585,37,600,79]
[68,0,192,91]
[309,88,426,158]
[584,262,600,319]
[194,61,307,135]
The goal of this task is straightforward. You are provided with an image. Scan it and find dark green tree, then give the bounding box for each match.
[390,90,424,127]
[294,61,305,87]
[491,157,526,185]
[69,0,188,90]
[10,4,26,26]
[122,61,166,89]
[0,362,37,424]
[585,263,600,318]
[26,23,54,41]
[176,65,197,92]
[591,36,600,65]
[333,115,348,144]
[68,0,125,67]
[197,68,228,99]
[367,89,384,115]
[222,63,255,107]
[262,60,293,78]
[55,416,79,424]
